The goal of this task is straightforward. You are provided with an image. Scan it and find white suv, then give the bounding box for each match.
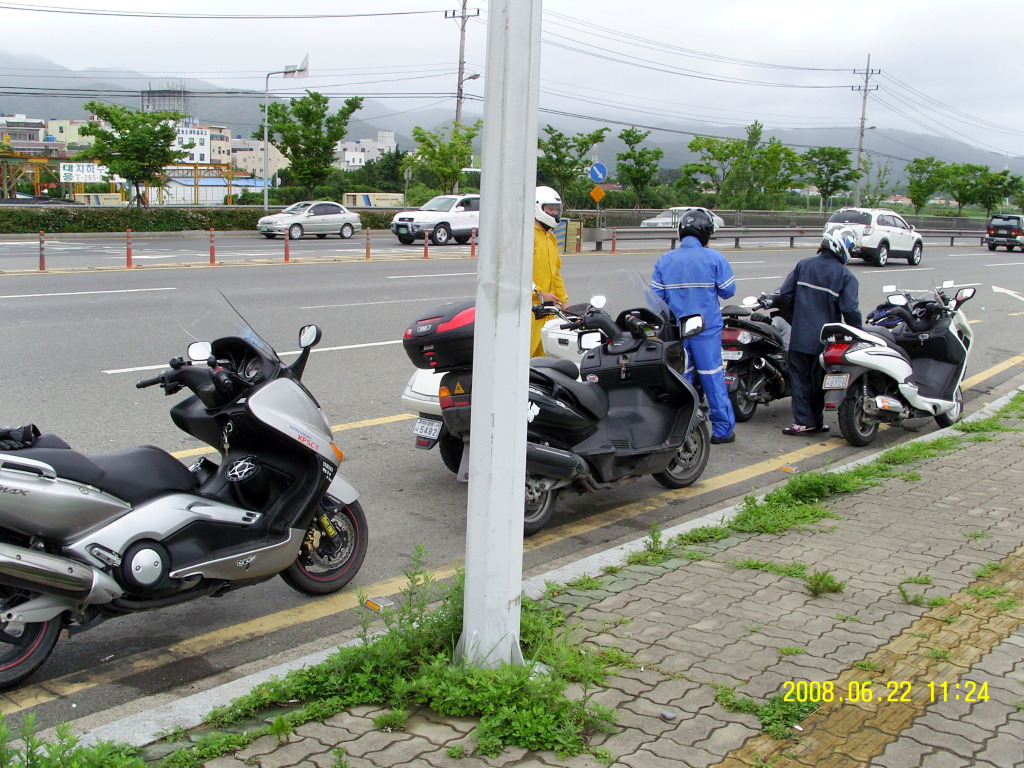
[824,208,923,267]
[389,194,480,246]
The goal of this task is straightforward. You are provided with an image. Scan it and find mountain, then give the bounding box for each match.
[2,50,1020,181]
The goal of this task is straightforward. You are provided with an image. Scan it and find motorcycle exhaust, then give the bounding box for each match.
[526,443,588,481]
[752,357,783,380]
[872,395,908,418]
[0,542,123,603]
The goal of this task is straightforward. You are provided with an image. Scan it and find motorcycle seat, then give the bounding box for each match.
[862,327,912,363]
[1,444,198,505]
[721,305,752,317]
[530,358,610,421]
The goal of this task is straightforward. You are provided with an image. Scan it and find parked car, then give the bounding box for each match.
[257,201,361,240]
[640,207,725,230]
[389,194,480,245]
[982,213,1024,252]
[824,207,922,267]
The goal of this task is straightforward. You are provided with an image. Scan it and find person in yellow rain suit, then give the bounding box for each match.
[530,185,569,357]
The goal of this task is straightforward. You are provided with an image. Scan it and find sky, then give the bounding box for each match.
[2,0,1023,162]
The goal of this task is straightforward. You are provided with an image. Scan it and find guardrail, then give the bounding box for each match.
[585,227,986,252]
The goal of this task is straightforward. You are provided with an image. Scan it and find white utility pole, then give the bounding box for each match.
[455,0,541,669]
[852,54,879,208]
[448,1,481,192]
[262,55,308,210]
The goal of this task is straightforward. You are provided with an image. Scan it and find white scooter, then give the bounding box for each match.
[820,281,976,447]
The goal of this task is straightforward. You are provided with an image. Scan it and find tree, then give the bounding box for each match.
[76,101,188,207]
[939,163,988,215]
[683,135,746,206]
[975,169,1019,215]
[405,121,482,194]
[537,125,609,196]
[719,122,802,210]
[858,155,897,208]
[615,127,664,208]
[801,147,860,209]
[258,90,363,198]
[904,156,946,214]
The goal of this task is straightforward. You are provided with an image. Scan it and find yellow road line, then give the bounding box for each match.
[962,353,1024,390]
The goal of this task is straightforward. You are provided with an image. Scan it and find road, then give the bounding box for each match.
[1,237,1023,730]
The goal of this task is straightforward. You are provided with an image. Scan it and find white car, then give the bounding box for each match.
[257,201,361,240]
[640,207,725,230]
[824,208,923,267]
[389,194,481,246]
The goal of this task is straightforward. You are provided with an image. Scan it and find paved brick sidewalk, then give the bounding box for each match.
[115,390,1024,767]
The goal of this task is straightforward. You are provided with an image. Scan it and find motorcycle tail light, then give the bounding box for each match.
[437,306,475,333]
[439,385,454,409]
[823,342,851,365]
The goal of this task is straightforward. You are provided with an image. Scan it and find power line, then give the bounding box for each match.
[0,3,448,19]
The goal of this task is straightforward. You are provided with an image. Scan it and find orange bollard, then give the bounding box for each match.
[365,227,371,261]
[284,235,291,263]
[610,227,618,255]
[209,228,216,265]
[38,231,46,271]
[575,226,582,253]
[423,229,431,259]
[470,228,477,258]
[126,228,133,269]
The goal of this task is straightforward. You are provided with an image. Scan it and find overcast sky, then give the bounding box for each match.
[2,0,1023,160]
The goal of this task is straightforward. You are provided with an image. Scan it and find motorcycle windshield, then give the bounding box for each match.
[177,290,280,362]
[587,269,674,324]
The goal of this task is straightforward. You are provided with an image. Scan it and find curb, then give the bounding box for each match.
[79,383,1024,748]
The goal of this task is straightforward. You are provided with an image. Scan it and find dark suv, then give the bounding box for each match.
[982,213,1024,252]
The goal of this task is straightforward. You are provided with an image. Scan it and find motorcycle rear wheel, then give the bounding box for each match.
[0,588,62,690]
[838,382,880,447]
[653,417,711,489]
[438,434,464,474]
[729,370,760,422]
[524,477,557,536]
[281,497,368,595]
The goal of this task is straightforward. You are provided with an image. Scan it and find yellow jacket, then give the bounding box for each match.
[531,222,567,356]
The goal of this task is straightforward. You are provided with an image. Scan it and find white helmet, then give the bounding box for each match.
[821,226,856,264]
[535,185,562,229]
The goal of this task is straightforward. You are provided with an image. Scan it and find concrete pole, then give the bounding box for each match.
[456,0,541,669]
[853,54,873,208]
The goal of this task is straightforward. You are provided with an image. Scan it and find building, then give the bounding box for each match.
[231,137,289,176]
[198,124,232,166]
[45,118,100,148]
[0,114,45,143]
[173,124,211,164]
[334,130,397,170]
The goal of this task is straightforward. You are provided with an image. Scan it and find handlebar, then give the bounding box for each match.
[136,375,162,389]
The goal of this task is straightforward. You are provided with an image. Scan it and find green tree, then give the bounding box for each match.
[405,120,482,194]
[719,122,802,210]
[537,125,610,197]
[939,163,989,215]
[904,156,946,214]
[683,135,746,206]
[975,169,1018,215]
[76,101,188,207]
[801,146,860,209]
[859,155,897,208]
[258,90,363,199]
[615,126,664,208]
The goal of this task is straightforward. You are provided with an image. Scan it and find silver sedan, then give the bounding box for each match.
[257,201,362,240]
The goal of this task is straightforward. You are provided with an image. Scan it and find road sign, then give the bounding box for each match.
[59,163,111,183]
[588,162,607,183]
[589,185,606,203]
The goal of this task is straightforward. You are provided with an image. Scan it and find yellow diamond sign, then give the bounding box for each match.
[589,185,606,203]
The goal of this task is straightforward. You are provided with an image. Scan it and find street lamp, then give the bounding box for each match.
[263,55,309,210]
[455,72,481,126]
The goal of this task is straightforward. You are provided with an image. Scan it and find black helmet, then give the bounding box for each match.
[678,208,717,246]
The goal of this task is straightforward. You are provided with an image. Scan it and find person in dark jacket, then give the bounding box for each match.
[651,208,737,443]
[777,227,862,435]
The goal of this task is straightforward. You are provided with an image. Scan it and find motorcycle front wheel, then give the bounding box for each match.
[281,496,368,595]
[838,381,880,447]
[0,587,62,690]
[653,417,711,489]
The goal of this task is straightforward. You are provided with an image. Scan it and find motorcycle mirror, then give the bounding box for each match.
[188,341,212,362]
[579,331,602,351]
[298,324,322,349]
[741,296,759,307]
[887,294,908,307]
[955,287,976,302]
[882,284,897,293]
[942,280,954,288]
[589,295,607,310]
[679,313,704,338]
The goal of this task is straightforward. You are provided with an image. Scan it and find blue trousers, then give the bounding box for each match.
[684,329,735,439]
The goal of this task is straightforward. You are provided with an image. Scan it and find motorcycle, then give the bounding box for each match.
[820,281,976,447]
[0,291,368,689]
[402,273,712,535]
[721,293,791,422]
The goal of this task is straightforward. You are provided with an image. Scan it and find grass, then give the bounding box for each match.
[778,647,805,656]
[853,660,881,671]
[731,558,808,579]
[566,574,605,591]
[974,562,1005,579]
[925,648,950,661]
[804,570,846,596]
[713,685,817,740]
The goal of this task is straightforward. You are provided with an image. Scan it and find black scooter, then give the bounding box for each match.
[403,282,711,535]
[721,293,791,421]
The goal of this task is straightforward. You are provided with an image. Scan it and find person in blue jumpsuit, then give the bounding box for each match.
[777,227,862,435]
[651,208,737,444]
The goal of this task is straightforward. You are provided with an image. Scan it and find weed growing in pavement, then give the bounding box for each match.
[567,574,605,591]
[330,746,351,767]
[778,647,805,656]
[747,624,763,633]
[965,530,994,540]
[0,716,146,768]
[373,707,407,732]
[903,575,934,585]
[974,562,1005,579]
[804,570,846,597]
[899,585,926,606]
[445,744,467,758]
[601,564,622,575]
[927,596,951,608]
[670,525,731,547]
[955,416,1019,434]
[836,613,860,622]
[995,598,1019,613]
[1013,702,1024,712]
[902,471,922,481]
[965,585,1008,599]
[713,685,818,740]
[731,558,808,579]
[543,580,567,599]
[853,660,881,671]
[268,714,294,743]
[591,746,616,766]
[925,648,950,661]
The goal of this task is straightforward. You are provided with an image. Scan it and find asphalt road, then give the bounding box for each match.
[1,238,1023,730]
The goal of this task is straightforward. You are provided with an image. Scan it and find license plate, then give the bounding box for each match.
[823,373,850,389]
[722,350,743,361]
[397,226,408,234]
[412,418,443,440]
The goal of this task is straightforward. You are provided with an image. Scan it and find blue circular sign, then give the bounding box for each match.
[589,163,608,183]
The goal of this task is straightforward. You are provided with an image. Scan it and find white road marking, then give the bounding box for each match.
[863,267,934,274]
[0,287,175,300]
[985,262,1024,267]
[105,254,178,260]
[104,340,403,375]
[302,295,472,310]
[735,275,780,281]
[386,273,476,279]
